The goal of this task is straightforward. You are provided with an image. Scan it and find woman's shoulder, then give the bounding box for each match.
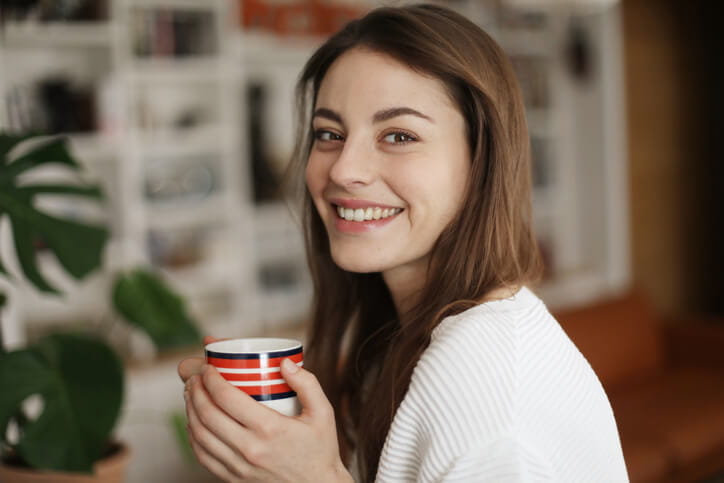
[406,286,585,421]
[431,286,549,342]
[404,289,545,414]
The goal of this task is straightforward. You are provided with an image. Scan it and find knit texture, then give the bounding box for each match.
[375,287,629,482]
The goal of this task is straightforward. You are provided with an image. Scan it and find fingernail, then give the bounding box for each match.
[282,358,299,374]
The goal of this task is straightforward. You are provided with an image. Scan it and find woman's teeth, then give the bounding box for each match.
[336,205,402,222]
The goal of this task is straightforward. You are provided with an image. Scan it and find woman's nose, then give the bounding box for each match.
[328,138,375,188]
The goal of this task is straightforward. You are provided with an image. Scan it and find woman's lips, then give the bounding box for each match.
[328,197,401,210]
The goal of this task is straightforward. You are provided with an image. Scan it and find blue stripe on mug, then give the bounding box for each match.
[206,346,302,360]
[250,390,297,402]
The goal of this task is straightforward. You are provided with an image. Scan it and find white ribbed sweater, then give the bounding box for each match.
[375,287,629,482]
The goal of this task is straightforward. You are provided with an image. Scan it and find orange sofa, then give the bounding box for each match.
[554,291,724,483]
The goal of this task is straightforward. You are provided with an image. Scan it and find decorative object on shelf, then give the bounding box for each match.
[247,82,281,202]
[4,77,98,135]
[240,0,365,38]
[565,16,593,82]
[0,133,201,481]
[505,0,620,15]
[0,0,108,22]
[258,259,303,293]
[147,227,206,269]
[144,156,217,204]
[132,7,217,58]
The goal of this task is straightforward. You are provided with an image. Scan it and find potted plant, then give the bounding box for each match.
[0,133,201,482]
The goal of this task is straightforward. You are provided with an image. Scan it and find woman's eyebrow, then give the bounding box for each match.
[312,107,344,125]
[312,106,434,125]
[373,107,434,124]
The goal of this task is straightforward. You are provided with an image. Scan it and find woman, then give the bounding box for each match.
[179,4,628,482]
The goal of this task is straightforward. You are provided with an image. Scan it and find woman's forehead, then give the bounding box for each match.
[315,48,458,118]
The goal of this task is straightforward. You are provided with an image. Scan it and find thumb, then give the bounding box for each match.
[203,335,226,346]
[281,358,333,420]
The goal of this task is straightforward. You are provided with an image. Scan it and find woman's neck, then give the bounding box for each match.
[382,265,426,317]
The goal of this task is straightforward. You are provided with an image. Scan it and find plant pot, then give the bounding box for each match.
[0,442,131,483]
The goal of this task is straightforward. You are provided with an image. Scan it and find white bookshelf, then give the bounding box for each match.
[0,0,263,346]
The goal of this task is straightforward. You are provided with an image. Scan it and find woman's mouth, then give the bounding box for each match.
[335,205,403,222]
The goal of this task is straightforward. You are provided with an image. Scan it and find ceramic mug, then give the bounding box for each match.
[205,338,303,416]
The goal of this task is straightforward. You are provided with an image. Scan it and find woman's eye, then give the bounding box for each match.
[314,130,343,142]
[383,132,417,144]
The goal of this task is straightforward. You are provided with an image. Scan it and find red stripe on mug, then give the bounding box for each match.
[236,383,292,396]
[208,352,303,369]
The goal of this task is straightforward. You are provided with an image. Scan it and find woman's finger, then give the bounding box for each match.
[186,388,252,478]
[201,364,282,432]
[280,358,334,421]
[178,357,204,383]
[180,336,228,383]
[203,335,225,346]
[187,431,238,483]
[189,372,259,458]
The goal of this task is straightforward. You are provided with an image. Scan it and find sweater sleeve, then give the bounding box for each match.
[441,436,556,482]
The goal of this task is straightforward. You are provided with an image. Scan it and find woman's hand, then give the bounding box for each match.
[178,337,352,482]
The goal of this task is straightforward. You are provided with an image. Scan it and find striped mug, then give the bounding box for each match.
[205,338,303,416]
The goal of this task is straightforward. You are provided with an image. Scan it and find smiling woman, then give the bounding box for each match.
[178,4,629,482]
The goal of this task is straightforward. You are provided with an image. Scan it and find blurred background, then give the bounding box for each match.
[0,0,721,481]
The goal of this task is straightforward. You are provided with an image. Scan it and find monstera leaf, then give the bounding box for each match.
[112,268,202,350]
[0,134,109,294]
[0,333,123,473]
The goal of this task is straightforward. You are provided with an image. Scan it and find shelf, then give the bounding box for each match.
[160,257,233,296]
[67,133,118,161]
[134,125,225,157]
[257,285,313,328]
[537,268,613,311]
[233,32,321,67]
[253,202,305,261]
[526,108,556,137]
[128,57,222,82]
[494,29,552,57]
[145,194,227,230]
[126,0,222,11]
[2,22,113,48]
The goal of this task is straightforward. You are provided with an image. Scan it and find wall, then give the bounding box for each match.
[622,0,723,317]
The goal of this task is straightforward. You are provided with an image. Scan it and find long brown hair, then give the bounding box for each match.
[288,4,542,480]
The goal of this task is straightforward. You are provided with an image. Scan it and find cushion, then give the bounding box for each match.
[610,367,724,478]
[554,291,665,387]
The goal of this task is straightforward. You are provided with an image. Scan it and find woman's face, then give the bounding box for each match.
[305,48,470,285]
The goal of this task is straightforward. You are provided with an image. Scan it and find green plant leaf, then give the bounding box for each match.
[8,214,57,293]
[15,184,104,199]
[0,333,123,472]
[112,269,202,351]
[0,134,109,294]
[0,133,35,162]
[0,136,79,183]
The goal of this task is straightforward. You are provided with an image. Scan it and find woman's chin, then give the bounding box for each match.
[330,252,388,274]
